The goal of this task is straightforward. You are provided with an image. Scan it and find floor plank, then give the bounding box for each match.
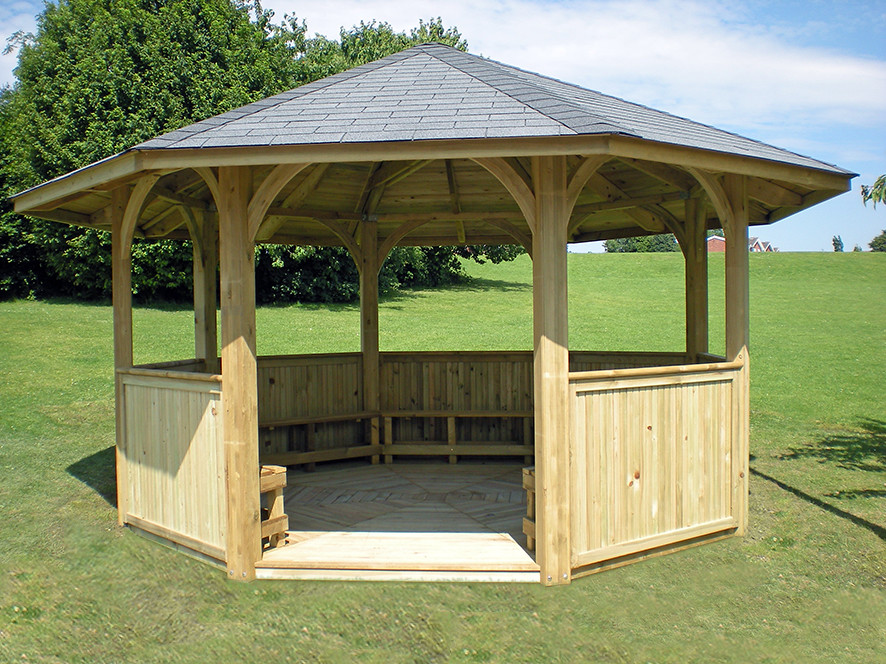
[259,459,538,577]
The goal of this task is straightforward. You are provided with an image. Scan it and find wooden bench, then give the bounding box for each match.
[260,465,288,548]
[381,410,533,464]
[523,466,536,551]
[259,411,381,469]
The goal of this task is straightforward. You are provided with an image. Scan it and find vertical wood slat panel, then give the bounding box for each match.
[569,365,739,569]
[121,372,225,558]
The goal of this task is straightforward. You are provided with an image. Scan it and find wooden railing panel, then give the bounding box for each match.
[380,351,534,444]
[120,370,225,561]
[569,363,739,570]
[257,354,363,456]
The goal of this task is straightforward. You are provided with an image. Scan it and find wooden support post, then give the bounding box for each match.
[111,186,133,527]
[684,198,709,360]
[531,155,571,586]
[218,166,262,581]
[370,416,380,465]
[723,174,750,537]
[193,211,218,373]
[447,415,457,464]
[384,416,393,464]
[360,219,380,417]
[305,423,316,472]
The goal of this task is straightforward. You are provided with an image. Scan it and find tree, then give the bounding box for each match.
[1,5,507,302]
[832,235,844,252]
[604,234,679,253]
[861,174,885,208]
[1,0,306,299]
[870,230,886,252]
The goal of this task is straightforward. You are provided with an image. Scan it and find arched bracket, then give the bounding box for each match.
[248,164,311,243]
[481,218,533,257]
[121,174,162,255]
[179,206,204,261]
[688,168,736,237]
[473,157,537,233]
[193,167,221,210]
[566,155,609,213]
[312,218,363,268]
[376,218,435,270]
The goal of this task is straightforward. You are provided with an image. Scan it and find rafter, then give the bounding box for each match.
[617,157,696,191]
[445,160,461,214]
[256,163,329,242]
[746,177,803,207]
[572,191,691,215]
[571,173,666,236]
[354,160,433,217]
[152,184,213,210]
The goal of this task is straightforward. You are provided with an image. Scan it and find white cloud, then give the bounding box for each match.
[268,0,886,131]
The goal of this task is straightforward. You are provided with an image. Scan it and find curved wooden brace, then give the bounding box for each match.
[179,206,204,259]
[688,168,735,237]
[121,174,161,255]
[482,218,533,257]
[193,167,222,210]
[645,204,686,247]
[566,155,609,213]
[311,218,362,268]
[248,163,310,242]
[376,218,435,269]
[472,157,537,233]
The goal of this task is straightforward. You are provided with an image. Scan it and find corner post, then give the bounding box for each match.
[218,166,261,580]
[111,186,132,527]
[723,174,750,536]
[531,155,571,585]
[684,198,709,360]
[194,211,219,373]
[360,219,380,414]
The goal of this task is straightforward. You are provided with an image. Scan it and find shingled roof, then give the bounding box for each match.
[137,42,848,175]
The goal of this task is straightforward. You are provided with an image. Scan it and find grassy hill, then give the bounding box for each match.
[0,251,883,663]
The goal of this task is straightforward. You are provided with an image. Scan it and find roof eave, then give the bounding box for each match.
[13,133,854,218]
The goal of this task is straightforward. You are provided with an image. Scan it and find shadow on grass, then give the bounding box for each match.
[750,467,886,541]
[777,418,885,473]
[67,445,117,508]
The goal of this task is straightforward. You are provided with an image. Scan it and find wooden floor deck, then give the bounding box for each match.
[256,460,539,582]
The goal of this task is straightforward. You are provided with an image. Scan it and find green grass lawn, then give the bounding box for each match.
[0,251,883,663]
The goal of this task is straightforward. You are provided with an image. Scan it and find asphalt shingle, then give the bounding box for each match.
[134,43,849,174]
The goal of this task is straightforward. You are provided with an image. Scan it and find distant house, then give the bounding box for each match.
[706,235,727,252]
[706,236,777,253]
[749,237,777,252]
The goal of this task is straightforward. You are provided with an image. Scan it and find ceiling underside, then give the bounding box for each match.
[23,152,839,249]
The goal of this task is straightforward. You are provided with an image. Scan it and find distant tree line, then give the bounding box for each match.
[0,0,520,302]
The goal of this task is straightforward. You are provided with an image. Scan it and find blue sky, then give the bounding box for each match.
[2,0,884,251]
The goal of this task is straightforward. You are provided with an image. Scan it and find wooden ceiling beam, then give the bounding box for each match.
[445,160,461,214]
[152,184,212,211]
[573,173,666,236]
[573,190,691,215]
[266,206,361,221]
[255,163,329,242]
[746,177,804,207]
[617,157,696,191]
[143,207,186,238]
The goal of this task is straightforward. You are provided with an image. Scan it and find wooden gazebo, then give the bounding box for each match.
[13,44,853,585]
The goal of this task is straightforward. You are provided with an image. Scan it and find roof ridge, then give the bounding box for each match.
[416,43,634,136]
